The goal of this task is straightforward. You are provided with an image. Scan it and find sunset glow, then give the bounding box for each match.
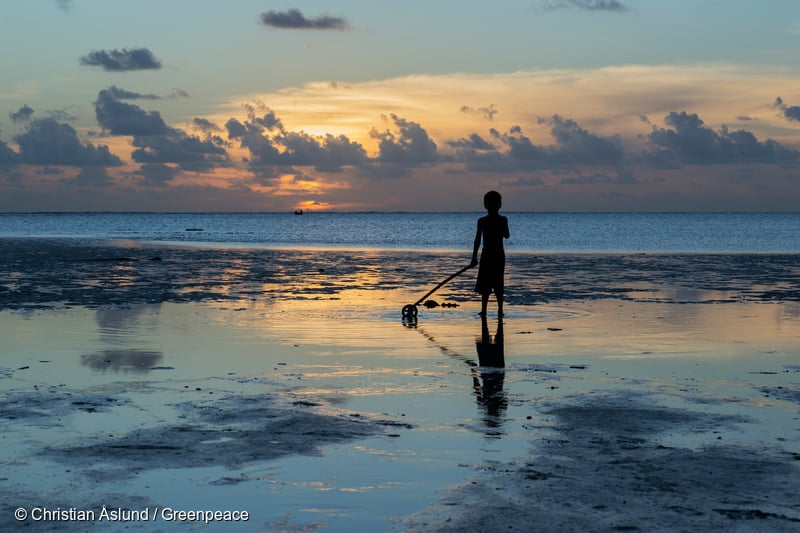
[2,1,800,212]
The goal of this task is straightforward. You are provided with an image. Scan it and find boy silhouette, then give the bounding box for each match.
[469,190,510,316]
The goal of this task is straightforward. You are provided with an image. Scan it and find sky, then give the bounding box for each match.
[1,0,799,212]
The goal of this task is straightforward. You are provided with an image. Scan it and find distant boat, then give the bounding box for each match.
[293,209,304,215]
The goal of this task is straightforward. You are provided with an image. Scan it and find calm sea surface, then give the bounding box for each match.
[1,212,799,253]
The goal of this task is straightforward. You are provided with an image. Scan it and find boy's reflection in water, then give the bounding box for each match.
[401,313,508,435]
[472,316,507,434]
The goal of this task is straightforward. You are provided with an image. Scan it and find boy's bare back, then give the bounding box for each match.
[477,213,510,255]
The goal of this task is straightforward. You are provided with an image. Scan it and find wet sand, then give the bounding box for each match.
[1,238,799,531]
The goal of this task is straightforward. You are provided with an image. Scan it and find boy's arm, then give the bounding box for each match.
[503,216,510,239]
[470,220,482,267]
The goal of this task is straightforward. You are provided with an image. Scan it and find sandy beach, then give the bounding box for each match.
[1,238,799,531]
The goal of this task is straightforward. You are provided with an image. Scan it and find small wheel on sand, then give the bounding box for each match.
[401,304,418,319]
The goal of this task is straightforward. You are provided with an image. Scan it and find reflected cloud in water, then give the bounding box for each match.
[95,304,160,345]
[81,349,164,373]
[83,304,165,373]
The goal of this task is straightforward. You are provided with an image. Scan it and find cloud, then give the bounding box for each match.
[93,87,230,171]
[104,85,161,100]
[542,114,625,165]
[45,109,78,122]
[8,105,76,125]
[168,89,190,99]
[773,97,800,122]
[225,107,443,181]
[9,105,34,123]
[0,139,21,165]
[259,8,350,30]
[447,133,496,151]
[14,118,122,167]
[95,87,169,136]
[80,48,162,71]
[457,116,624,172]
[282,132,368,171]
[192,118,221,132]
[460,104,498,121]
[244,103,285,132]
[646,111,799,167]
[72,167,113,186]
[370,114,438,165]
[540,0,629,11]
[131,131,229,171]
[495,125,543,162]
[224,118,248,140]
[226,106,367,173]
[55,0,71,11]
[135,163,179,187]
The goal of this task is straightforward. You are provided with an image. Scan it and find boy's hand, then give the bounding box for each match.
[469,258,478,268]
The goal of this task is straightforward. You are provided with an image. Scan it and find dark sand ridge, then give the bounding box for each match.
[0,363,413,530]
[1,238,799,531]
[1,238,800,311]
[399,392,800,532]
[0,375,410,472]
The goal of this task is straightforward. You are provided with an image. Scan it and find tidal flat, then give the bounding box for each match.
[1,239,799,531]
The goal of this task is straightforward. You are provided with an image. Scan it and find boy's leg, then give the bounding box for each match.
[497,272,505,315]
[480,293,489,315]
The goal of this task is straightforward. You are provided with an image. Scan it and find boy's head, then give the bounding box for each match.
[483,190,502,213]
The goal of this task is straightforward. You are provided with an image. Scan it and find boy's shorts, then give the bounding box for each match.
[475,252,504,296]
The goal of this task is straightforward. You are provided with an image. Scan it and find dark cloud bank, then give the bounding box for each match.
[450,110,797,177]
[224,104,439,180]
[2,88,798,199]
[94,87,228,175]
[646,111,798,168]
[9,114,121,168]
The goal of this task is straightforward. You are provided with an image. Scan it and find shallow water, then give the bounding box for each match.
[2,296,799,531]
[1,239,799,529]
[2,212,800,252]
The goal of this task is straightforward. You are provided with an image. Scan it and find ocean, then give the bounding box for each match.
[1,212,799,253]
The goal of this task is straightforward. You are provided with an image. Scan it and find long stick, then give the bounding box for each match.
[413,265,473,306]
